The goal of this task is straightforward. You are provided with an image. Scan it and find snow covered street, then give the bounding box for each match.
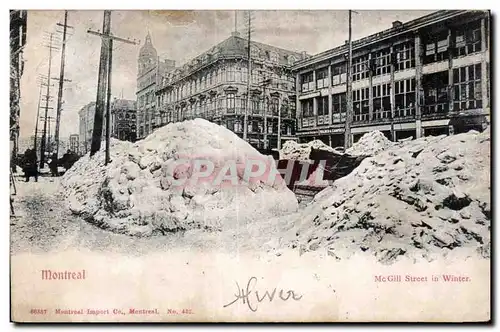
[10,174,294,257]
[10,176,171,255]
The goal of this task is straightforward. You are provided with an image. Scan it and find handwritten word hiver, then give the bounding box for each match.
[223,277,302,312]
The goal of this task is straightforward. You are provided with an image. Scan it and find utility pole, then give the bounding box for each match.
[105,38,113,164]
[263,85,268,149]
[277,96,282,150]
[88,10,138,159]
[54,10,73,163]
[243,11,253,141]
[261,77,272,149]
[40,33,58,169]
[89,11,111,157]
[344,10,354,150]
[33,85,42,155]
[390,45,396,142]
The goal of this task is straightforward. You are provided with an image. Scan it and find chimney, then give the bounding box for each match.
[231,31,241,37]
[392,20,403,28]
[301,51,308,59]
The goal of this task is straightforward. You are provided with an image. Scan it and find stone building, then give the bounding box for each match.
[136,33,176,139]
[78,102,109,154]
[292,10,490,147]
[69,134,79,154]
[110,99,137,142]
[156,31,307,149]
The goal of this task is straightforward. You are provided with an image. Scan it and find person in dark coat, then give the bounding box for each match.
[49,153,59,177]
[22,149,38,182]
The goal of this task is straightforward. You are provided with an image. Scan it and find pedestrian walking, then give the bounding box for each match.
[22,149,38,182]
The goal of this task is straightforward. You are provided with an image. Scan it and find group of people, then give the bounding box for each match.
[13,149,80,182]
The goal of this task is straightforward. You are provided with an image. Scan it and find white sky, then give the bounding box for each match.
[19,9,435,139]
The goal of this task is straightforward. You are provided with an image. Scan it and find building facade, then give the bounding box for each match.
[156,32,307,149]
[136,33,176,140]
[111,99,137,142]
[69,134,79,154]
[78,102,108,154]
[292,10,490,147]
[10,10,27,160]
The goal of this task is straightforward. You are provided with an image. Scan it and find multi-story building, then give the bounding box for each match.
[78,102,107,154]
[156,31,307,149]
[136,33,176,139]
[292,10,490,147]
[10,10,27,160]
[110,99,137,142]
[69,134,79,154]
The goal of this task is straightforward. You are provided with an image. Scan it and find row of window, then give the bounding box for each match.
[159,65,295,105]
[301,41,417,92]
[301,67,484,123]
[222,119,293,136]
[115,113,136,121]
[300,20,485,93]
[423,64,483,115]
[423,21,482,64]
[159,94,296,119]
[138,91,155,108]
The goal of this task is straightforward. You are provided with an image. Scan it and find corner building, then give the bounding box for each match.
[156,32,307,149]
[292,10,490,146]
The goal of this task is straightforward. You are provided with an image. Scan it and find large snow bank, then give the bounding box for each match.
[276,129,490,264]
[62,119,298,236]
[346,130,393,156]
[280,140,337,161]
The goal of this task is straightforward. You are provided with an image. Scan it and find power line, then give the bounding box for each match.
[54,10,72,164]
[87,10,138,164]
[39,33,58,168]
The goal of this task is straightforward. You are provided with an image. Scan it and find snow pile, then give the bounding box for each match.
[62,119,298,236]
[280,140,336,161]
[277,129,490,263]
[346,130,393,156]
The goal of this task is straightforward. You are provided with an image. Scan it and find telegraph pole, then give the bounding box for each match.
[277,97,282,150]
[89,11,111,157]
[105,38,113,164]
[33,85,42,155]
[88,10,137,158]
[243,11,253,141]
[344,10,355,149]
[390,45,396,142]
[54,10,73,162]
[40,33,58,168]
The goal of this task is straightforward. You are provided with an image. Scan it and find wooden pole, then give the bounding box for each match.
[55,10,69,162]
[243,12,251,141]
[90,10,111,157]
[40,33,54,168]
[344,10,353,149]
[105,38,113,165]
